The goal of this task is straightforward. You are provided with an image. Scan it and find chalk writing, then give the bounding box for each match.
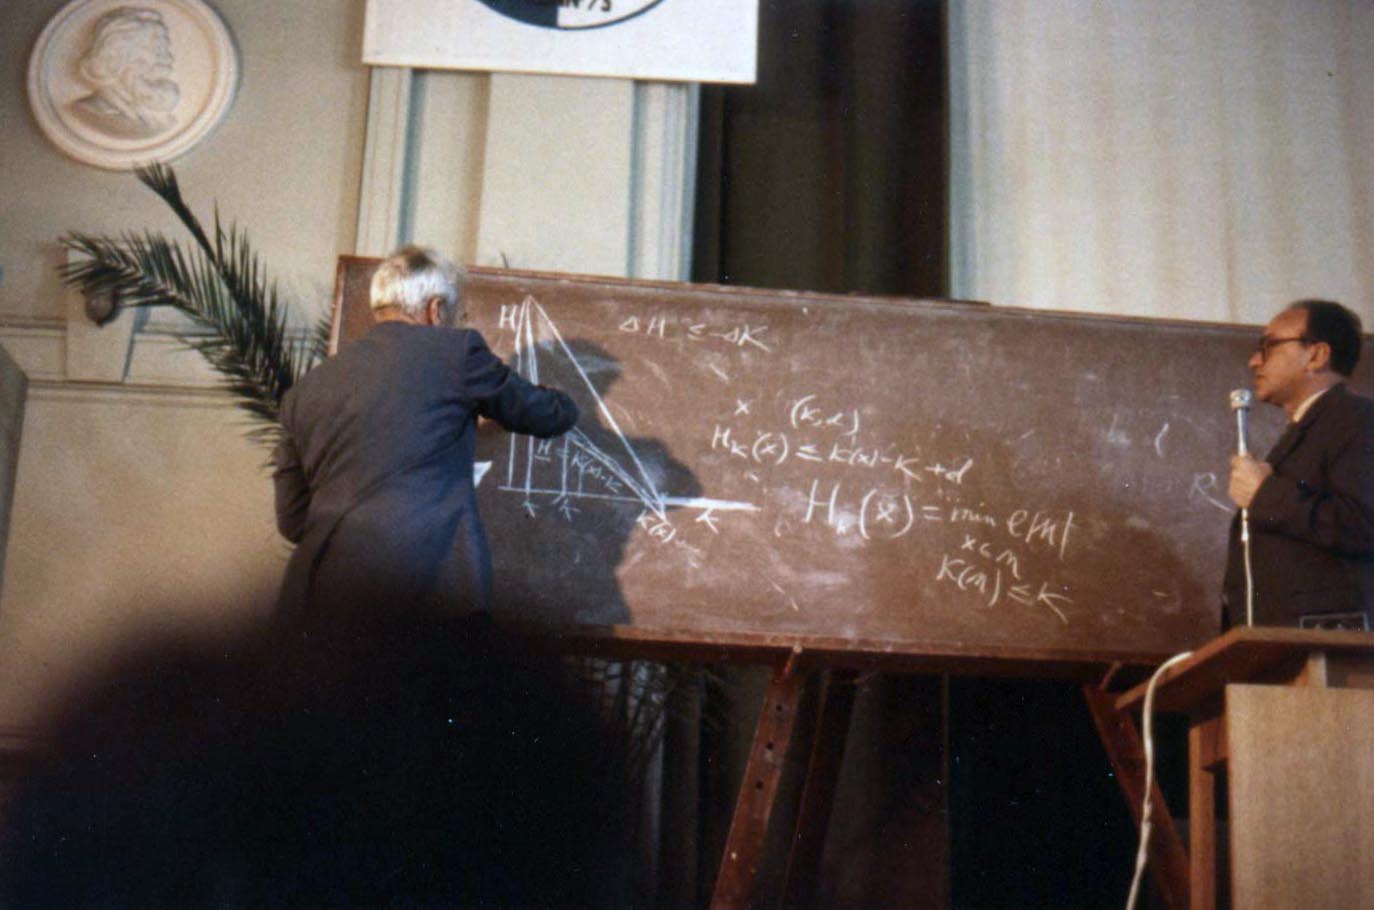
[1190,473,1233,513]
[950,506,998,526]
[1005,509,1076,560]
[925,458,973,484]
[935,552,1072,624]
[618,314,668,337]
[486,295,1145,634]
[859,488,915,540]
[789,394,860,437]
[604,309,776,353]
[636,510,678,544]
[959,533,1021,579]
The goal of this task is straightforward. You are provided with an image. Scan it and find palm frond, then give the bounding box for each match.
[58,166,324,445]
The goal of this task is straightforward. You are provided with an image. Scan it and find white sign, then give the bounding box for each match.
[363,0,758,84]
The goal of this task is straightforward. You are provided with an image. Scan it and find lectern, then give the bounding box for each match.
[1114,628,1374,909]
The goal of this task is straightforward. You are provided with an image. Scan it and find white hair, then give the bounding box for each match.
[369,245,465,322]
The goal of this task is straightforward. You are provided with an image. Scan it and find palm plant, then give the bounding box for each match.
[58,163,327,443]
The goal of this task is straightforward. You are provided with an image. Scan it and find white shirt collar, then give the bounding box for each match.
[1291,386,1332,424]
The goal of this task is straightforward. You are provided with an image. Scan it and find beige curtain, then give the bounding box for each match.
[950,0,1374,325]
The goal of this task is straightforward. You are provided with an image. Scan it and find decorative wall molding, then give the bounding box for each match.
[0,346,25,600]
[354,66,699,281]
[27,0,239,171]
[0,314,309,405]
[354,66,414,255]
[628,81,699,281]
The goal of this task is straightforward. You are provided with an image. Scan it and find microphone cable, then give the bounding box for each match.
[1123,649,1194,910]
[1241,506,1255,627]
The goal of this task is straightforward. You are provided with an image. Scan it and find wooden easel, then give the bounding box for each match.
[569,632,1167,910]
[710,653,857,910]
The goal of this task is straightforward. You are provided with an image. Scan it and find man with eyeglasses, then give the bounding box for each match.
[1222,299,1374,629]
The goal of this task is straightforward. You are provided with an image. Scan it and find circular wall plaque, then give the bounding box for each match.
[27,0,238,171]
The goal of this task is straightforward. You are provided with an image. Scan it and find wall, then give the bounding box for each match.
[0,0,370,322]
[0,1,697,735]
[0,0,370,730]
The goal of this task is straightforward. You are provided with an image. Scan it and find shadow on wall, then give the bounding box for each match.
[0,601,635,908]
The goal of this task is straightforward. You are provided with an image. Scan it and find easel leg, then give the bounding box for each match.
[1082,684,1189,910]
[779,669,858,910]
[710,662,808,910]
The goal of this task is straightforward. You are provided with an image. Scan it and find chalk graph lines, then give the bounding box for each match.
[496,295,759,521]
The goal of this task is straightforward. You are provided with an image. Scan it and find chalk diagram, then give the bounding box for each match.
[488,296,760,526]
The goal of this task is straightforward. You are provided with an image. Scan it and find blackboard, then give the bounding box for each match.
[332,258,1374,666]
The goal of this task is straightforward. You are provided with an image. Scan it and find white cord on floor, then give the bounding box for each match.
[1124,649,1194,910]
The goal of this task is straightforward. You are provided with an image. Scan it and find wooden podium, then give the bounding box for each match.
[1111,628,1374,909]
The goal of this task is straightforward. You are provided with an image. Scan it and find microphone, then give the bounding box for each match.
[1229,388,1252,457]
[1230,388,1256,626]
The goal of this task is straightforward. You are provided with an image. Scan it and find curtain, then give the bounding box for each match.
[950,0,1374,324]
[694,0,948,297]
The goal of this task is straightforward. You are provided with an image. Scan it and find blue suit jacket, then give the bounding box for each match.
[1222,383,1374,628]
[273,322,578,615]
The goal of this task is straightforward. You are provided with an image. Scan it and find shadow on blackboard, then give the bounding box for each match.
[481,339,702,627]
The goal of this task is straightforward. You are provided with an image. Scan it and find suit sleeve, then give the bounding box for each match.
[1250,408,1374,557]
[462,331,579,437]
[272,431,311,543]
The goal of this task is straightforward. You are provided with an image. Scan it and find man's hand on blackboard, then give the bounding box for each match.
[1229,454,1273,509]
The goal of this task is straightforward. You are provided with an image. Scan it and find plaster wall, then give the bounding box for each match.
[0,387,281,728]
[0,0,369,731]
[0,1,691,733]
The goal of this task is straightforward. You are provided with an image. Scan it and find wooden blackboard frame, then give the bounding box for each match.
[333,256,1336,672]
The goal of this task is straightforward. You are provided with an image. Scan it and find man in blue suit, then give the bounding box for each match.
[1224,299,1374,629]
[273,246,579,615]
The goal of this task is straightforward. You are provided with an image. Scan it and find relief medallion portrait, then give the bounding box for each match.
[28,0,238,170]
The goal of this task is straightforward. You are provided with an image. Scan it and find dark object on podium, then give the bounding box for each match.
[1298,610,1370,631]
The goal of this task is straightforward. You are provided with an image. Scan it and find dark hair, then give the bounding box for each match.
[1289,299,1362,377]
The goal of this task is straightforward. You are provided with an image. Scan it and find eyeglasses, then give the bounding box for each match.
[1253,334,1310,360]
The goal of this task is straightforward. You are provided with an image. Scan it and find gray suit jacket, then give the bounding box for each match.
[1222,383,1374,628]
[273,322,578,615]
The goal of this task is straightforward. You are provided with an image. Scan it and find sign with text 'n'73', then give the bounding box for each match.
[363,0,758,84]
